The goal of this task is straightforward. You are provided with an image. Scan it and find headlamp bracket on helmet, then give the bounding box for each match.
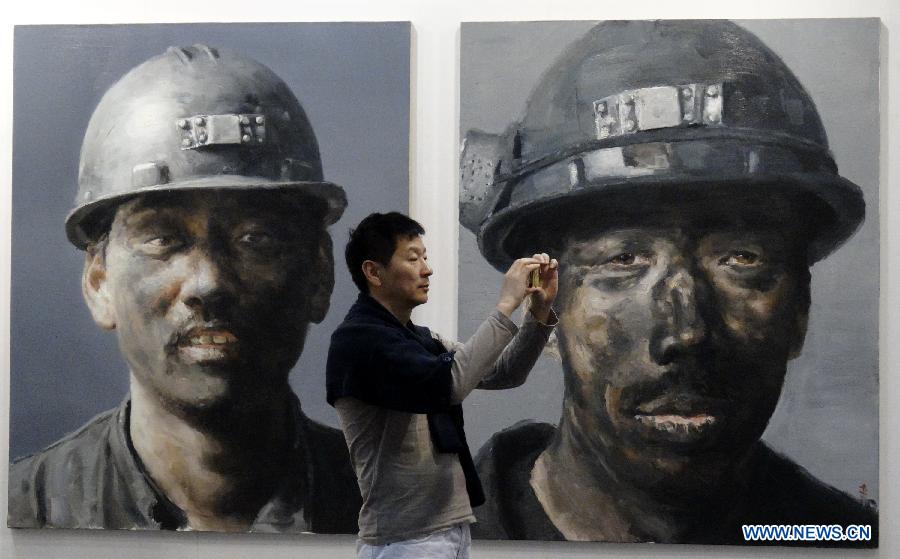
[593,82,724,140]
[176,113,267,150]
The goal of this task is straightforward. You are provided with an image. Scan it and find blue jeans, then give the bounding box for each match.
[357,523,471,559]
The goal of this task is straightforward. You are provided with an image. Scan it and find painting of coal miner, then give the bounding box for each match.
[9,23,410,532]
[459,19,878,547]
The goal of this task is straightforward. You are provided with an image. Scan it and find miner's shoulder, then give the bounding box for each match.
[8,407,120,528]
[301,415,362,534]
[472,421,562,541]
[743,444,878,546]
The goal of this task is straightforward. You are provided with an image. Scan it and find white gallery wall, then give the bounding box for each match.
[1,0,897,558]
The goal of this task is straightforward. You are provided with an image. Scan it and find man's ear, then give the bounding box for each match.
[82,248,116,330]
[361,260,382,289]
[308,234,334,324]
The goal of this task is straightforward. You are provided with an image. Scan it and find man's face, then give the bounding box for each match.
[554,192,810,498]
[376,234,433,311]
[86,190,331,414]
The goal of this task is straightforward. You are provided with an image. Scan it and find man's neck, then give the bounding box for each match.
[128,377,293,531]
[367,291,414,325]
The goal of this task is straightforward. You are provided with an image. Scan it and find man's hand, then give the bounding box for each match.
[496,253,559,319]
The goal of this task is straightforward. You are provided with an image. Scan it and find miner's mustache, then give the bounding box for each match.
[613,369,734,413]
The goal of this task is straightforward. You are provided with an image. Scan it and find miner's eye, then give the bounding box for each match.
[239,231,274,245]
[608,252,637,266]
[147,236,174,247]
[586,250,652,290]
[136,232,183,255]
[723,250,761,267]
[605,251,652,268]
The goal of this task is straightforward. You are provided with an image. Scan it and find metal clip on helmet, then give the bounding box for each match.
[460,20,865,269]
[67,44,347,248]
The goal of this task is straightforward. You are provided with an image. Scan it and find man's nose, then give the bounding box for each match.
[422,260,434,277]
[649,266,708,364]
[180,249,236,320]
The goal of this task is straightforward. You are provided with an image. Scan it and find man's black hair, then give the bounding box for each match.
[345,212,425,293]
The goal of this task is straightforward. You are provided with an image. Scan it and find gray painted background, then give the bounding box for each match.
[9,23,410,461]
[458,19,880,500]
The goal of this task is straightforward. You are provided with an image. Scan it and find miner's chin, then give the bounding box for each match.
[132,358,294,417]
[153,372,293,421]
[609,414,776,503]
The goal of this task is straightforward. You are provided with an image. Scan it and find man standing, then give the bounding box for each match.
[460,21,877,546]
[327,212,557,557]
[9,45,360,532]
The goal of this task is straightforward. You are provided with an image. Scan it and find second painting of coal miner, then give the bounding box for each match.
[459,19,878,546]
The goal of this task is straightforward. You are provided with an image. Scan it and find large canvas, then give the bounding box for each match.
[9,22,410,532]
[459,19,878,546]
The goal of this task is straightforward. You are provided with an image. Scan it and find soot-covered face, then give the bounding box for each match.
[83,190,332,415]
[554,191,811,498]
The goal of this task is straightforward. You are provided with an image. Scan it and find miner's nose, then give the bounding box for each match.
[180,250,236,318]
[650,267,709,364]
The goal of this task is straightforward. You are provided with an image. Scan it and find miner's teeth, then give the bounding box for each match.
[190,337,201,344]
[199,335,212,344]
[213,335,227,344]
[634,414,717,431]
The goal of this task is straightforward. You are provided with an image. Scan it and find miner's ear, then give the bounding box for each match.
[82,246,116,330]
[788,306,809,360]
[788,277,811,360]
[308,234,334,324]
[542,330,561,361]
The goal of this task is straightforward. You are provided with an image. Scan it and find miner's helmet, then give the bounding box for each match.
[460,20,866,270]
[66,44,347,249]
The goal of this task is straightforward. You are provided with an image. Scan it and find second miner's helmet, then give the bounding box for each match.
[460,20,865,269]
[66,44,347,248]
